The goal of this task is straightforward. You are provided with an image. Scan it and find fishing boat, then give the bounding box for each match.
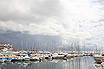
[97,61,103,64]
[30,56,40,61]
[44,54,52,59]
[23,54,30,61]
[3,58,11,62]
[11,59,16,62]
[93,54,103,61]
[66,54,73,58]
[101,62,104,67]
[96,58,104,64]
[52,53,65,59]
[0,58,4,63]
[16,56,23,61]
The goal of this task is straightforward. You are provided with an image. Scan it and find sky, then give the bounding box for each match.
[0,0,104,50]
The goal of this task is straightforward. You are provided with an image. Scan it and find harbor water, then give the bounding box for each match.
[0,56,102,69]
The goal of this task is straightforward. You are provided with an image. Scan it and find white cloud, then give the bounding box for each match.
[0,0,104,47]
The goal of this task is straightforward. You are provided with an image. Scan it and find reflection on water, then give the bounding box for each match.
[0,57,102,69]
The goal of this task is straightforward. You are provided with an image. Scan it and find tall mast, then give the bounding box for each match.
[96,46,97,54]
[29,42,31,50]
[32,42,34,50]
[26,42,28,50]
[21,40,23,50]
[71,42,73,54]
[78,42,80,55]
[74,42,77,53]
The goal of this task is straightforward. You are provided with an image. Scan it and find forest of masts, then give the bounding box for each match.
[14,40,104,53]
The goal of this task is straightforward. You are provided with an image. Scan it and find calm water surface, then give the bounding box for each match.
[0,57,102,69]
